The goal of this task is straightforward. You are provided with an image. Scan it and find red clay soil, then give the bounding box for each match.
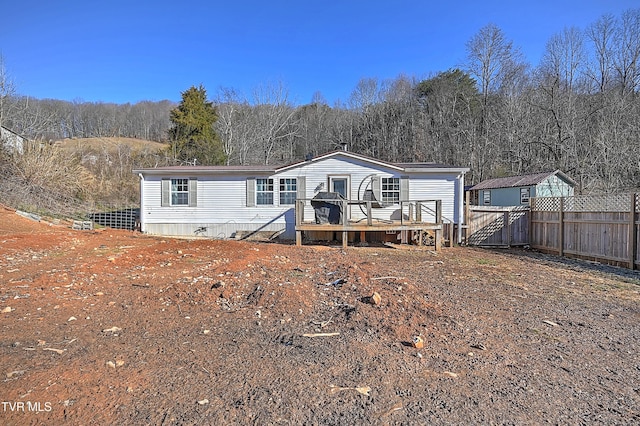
[1,205,639,425]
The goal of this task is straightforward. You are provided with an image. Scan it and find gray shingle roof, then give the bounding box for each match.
[470,170,575,190]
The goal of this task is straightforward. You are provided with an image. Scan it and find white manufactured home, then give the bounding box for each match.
[133,151,469,246]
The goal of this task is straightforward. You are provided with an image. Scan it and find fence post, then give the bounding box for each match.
[558,197,564,257]
[464,191,471,245]
[528,198,534,247]
[504,210,511,247]
[630,193,637,270]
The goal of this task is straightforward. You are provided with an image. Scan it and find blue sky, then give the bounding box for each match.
[1,0,638,106]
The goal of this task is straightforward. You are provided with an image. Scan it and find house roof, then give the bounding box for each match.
[0,125,27,140]
[134,151,470,175]
[470,170,576,190]
[133,164,277,174]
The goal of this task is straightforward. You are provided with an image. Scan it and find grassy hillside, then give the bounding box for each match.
[0,137,170,217]
[54,137,167,153]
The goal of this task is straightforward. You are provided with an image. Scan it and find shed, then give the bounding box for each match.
[469,170,576,206]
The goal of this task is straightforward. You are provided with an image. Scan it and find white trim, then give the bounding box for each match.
[276,151,405,173]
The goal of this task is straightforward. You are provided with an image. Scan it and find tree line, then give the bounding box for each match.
[2,9,639,193]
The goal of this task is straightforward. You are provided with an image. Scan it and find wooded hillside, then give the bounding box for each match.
[1,10,639,193]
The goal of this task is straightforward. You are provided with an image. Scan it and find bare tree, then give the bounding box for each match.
[533,27,588,179]
[465,24,527,181]
[465,24,524,105]
[215,87,249,165]
[586,14,616,93]
[0,55,17,130]
[612,8,640,96]
[251,81,298,165]
[295,96,333,159]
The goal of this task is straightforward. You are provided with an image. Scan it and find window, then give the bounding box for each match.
[381,177,400,203]
[483,190,491,205]
[520,187,530,204]
[256,178,274,205]
[279,178,297,205]
[162,178,196,207]
[171,178,189,205]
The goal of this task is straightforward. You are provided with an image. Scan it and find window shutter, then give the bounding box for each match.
[371,176,381,201]
[188,178,197,207]
[161,178,170,207]
[400,176,409,201]
[296,176,306,201]
[246,177,256,207]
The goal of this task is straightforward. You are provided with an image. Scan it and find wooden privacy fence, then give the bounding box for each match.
[530,193,639,270]
[466,206,530,247]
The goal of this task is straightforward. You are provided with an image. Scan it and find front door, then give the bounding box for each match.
[329,175,350,199]
[329,175,350,221]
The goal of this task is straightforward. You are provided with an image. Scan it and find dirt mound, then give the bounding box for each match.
[1,208,639,425]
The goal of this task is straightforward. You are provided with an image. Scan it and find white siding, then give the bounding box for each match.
[142,175,296,238]
[536,175,574,197]
[139,155,465,239]
[1,127,25,154]
[407,173,458,223]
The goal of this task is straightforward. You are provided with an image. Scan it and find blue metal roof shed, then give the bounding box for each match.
[469,170,577,206]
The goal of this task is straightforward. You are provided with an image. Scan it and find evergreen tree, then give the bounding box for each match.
[168,85,226,165]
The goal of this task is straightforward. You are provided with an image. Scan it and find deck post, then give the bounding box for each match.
[435,200,443,251]
[342,199,348,248]
[366,201,372,226]
[416,202,422,222]
[295,199,303,246]
[296,199,303,227]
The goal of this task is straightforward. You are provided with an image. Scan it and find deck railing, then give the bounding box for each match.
[294,198,444,248]
[295,198,442,227]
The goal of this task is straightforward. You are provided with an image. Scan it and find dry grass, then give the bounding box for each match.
[53,137,167,153]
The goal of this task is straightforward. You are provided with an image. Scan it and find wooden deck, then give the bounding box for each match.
[295,198,444,249]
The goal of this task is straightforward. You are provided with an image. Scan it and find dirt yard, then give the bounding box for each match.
[1,205,639,425]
